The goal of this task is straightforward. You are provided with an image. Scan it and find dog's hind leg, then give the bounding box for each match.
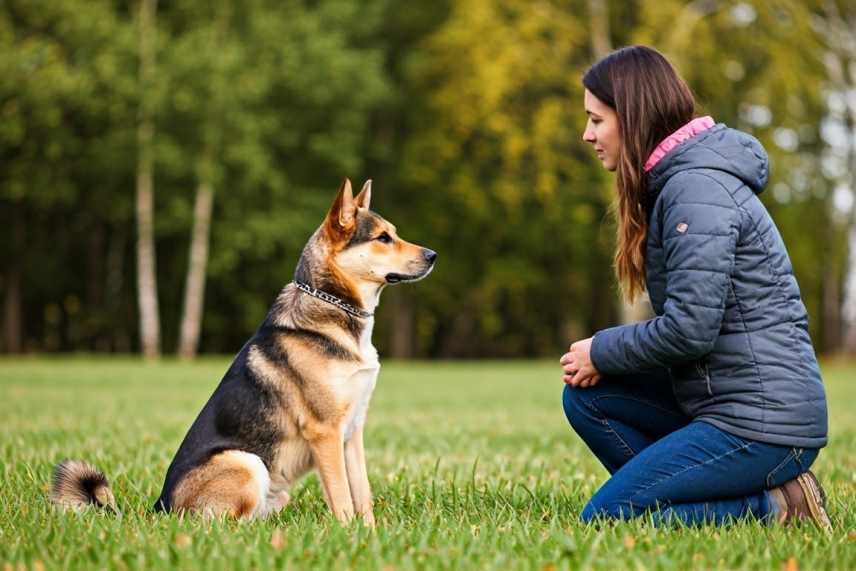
[258,485,290,518]
[172,450,270,519]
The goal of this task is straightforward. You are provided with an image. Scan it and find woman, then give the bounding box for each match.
[560,45,830,528]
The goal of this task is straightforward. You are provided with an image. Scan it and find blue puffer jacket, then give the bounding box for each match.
[590,123,828,448]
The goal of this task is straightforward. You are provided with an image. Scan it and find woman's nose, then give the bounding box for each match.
[582,129,596,143]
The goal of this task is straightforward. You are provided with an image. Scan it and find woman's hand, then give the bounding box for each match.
[560,337,602,388]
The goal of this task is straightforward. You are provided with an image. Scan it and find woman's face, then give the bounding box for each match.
[583,89,620,172]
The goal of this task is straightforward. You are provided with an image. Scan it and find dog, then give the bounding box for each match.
[51,179,436,525]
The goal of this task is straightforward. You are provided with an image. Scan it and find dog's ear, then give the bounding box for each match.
[354,179,372,210]
[326,178,356,232]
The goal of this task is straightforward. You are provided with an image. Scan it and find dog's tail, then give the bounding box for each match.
[50,459,118,512]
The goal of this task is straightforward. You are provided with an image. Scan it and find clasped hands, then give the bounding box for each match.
[560,336,602,388]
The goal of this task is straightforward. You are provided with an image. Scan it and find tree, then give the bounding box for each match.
[0,0,137,353]
[136,0,161,359]
[585,0,654,327]
[635,0,846,353]
[810,0,856,353]
[157,0,390,355]
[390,0,616,356]
[1,0,849,359]
[173,3,231,360]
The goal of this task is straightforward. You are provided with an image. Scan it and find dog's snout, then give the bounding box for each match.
[422,249,437,263]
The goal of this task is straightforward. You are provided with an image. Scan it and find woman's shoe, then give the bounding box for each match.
[769,471,832,531]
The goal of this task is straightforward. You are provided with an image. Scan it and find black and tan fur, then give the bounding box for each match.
[51,460,117,512]
[51,179,436,524]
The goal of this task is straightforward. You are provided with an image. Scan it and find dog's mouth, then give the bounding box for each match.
[385,264,435,284]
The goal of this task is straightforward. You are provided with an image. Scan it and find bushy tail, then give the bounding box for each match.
[51,460,118,512]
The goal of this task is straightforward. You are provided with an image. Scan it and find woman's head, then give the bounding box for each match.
[582,45,696,302]
[582,89,621,171]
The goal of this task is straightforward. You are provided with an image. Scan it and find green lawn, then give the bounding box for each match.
[1,358,854,570]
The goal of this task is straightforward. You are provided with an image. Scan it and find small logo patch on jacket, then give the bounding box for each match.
[676,222,689,233]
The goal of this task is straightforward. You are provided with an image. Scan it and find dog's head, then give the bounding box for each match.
[318,178,436,288]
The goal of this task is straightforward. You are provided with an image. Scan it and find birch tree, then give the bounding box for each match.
[812,0,856,353]
[136,0,161,359]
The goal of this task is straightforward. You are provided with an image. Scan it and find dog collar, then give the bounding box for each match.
[293,281,374,319]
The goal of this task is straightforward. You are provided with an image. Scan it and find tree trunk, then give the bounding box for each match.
[620,291,654,324]
[819,2,856,353]
[819,177,843,353]
[587,0,651,325]
[388,289,415,359]
[843,223,856,354]
[2,267,21,353]
[176,6,233,360]
[587,0,611,60]
[178,178,214,359]
[87,224,105,351]
[135,0,160,359]
[840,47,856,354]
[105,226,126,352]
[3,212,24,353]
[821,253,842,354]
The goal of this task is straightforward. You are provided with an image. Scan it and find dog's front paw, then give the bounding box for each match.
[361,511,376,528]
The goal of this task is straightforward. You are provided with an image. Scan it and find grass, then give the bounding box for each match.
[0,357,854,570]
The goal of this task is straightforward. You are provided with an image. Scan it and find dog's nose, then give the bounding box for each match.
[423,249,437,263]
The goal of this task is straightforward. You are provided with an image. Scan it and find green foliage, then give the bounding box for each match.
[153,0,391,348]
[379,0,618,356]
[1,358,854,569]
[0,0,851,356]
[0,0,136,207]
[634,0,848,352]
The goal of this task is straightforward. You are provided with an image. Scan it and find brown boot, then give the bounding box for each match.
[769,471,832,531]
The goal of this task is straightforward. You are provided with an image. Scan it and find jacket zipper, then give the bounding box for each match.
[702,361,712,396]
[696,360,712,396]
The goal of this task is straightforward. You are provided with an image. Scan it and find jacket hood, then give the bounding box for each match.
[646,124,769,199]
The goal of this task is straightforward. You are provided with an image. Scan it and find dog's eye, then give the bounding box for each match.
[376,232,392,244]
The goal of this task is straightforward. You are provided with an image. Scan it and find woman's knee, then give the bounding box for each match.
[580,500,600,523]
[580,496,631,523]
[562,383,587,420]
[562,383,601,428]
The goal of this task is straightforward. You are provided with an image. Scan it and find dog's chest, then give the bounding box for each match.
[342,332,379,442]
[342,365,378,441]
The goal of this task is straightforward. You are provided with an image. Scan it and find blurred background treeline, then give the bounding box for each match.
[2,0,855,360]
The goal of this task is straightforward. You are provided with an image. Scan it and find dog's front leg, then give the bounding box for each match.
[345,426,375,527]
[308,430,355,523]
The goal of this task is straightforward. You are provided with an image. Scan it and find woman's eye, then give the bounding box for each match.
[376,232,392,244]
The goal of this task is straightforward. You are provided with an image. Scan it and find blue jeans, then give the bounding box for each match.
[561,369,819,525]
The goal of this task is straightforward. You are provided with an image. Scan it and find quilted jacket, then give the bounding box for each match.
[590,123,828,448]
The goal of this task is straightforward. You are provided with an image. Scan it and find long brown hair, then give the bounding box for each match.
[583,46,695,302]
